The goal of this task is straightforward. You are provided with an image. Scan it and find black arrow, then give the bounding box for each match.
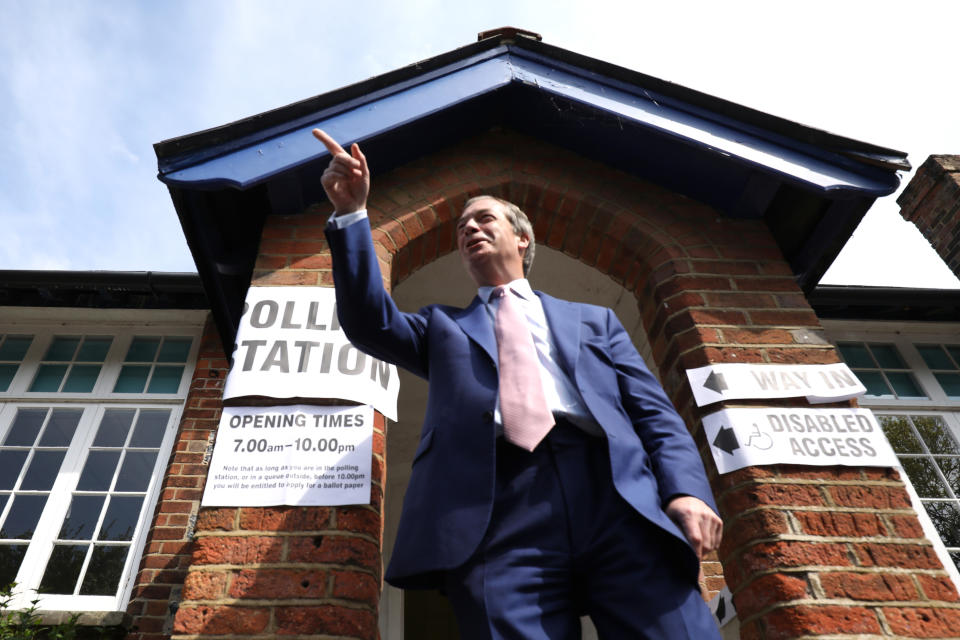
[712,425,739,455]
[714,595,726,623]
[703,371,728,394]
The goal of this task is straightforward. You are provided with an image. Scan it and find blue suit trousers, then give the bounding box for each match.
[442,422,721,640]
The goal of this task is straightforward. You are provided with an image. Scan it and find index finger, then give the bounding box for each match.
[312,128,346,156]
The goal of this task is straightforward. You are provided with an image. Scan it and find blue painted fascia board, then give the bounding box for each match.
[157,45,900,198]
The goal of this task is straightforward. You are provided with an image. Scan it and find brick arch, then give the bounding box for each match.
[361,133,741,408]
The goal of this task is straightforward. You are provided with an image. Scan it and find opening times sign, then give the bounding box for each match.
[202,405,373,506]
[224,286,399,421]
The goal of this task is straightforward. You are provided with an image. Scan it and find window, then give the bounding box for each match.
[0,316,201,612]
[836,342,926,399]
[826,322,960,583]
[878,413,960,572]
[0,335,33,392]
[916,344,960,399]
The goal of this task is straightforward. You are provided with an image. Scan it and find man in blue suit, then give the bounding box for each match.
[315,130,723,639]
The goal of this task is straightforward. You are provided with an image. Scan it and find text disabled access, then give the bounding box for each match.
[702,407,897,474]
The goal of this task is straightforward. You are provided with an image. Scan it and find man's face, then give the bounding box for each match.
[456,197,529,286]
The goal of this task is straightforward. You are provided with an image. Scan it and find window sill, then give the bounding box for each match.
[35,609,132,631]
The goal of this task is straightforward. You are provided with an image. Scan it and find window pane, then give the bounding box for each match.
[859,371,891,397]
[947,346,960,366]
[20,451,66,490]
[0,365,17,392]
[125,338,159,363]
[62,364,101,393]
[99,496,142,541]
[899,457,950,497]
[60,495,106,540]
[887,372,926,399]
[77,451,121,491]
[79,545,127,596]
[76,338,112,362]
[0,336,32,361]
[5,409,46,446]
[157,338,191,363]
[838,343,873,368]
[29,364,68,392]
[936,458,960,495]
[923,502,960,547]
[38,409,82,447]
[147,366,183,393]
[93,410,135,447]
[917,345,955,370]
[0,452,28,490]
[114,451,157,492]
[2,495,48,538]
[872,344,906,368]
[914,416,960,454]
[0,545,28,587]
[44,338,79,362]
[934,373,960,399]
[38,544,86,594]
[130,410,170,448]
[880,416,924,453]
[113,365,149,393]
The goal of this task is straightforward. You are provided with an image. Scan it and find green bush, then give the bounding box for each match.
[0,584,78,640]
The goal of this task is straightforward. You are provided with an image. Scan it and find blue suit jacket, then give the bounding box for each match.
[326,220,718,588]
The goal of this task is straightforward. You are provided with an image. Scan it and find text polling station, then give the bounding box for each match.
[224,286,399,421]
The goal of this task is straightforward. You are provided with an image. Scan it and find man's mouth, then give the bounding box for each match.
[465,237,487,249]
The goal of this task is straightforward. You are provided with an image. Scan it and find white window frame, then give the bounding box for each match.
[824,319,960,589]
[0,308,205,612]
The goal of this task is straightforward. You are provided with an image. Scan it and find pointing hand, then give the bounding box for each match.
[313,129,369,214]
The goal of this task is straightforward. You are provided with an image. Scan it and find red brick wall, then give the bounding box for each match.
[899,155,960,278]
[126,317,228,640]
[163,130,958,639]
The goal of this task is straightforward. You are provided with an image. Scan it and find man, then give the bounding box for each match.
[315,129,723,639]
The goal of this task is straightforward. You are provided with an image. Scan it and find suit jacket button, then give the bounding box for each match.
[482,410,494,423]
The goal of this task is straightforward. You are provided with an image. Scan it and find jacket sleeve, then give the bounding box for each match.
[605,309,718,514]
[325,218,430,379]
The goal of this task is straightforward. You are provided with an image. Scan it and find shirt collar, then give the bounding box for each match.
[478,278,535,304]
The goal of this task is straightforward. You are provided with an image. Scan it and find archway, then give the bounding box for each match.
[381,243,656,639]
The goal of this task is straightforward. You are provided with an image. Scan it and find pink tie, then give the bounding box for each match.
[493,286,555,451]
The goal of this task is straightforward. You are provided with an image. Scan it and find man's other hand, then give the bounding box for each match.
[313,129,369,214]
[665,496,722,558]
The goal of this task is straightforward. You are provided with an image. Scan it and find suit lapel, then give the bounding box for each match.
[454,296,498,367]
[537,292,580,378]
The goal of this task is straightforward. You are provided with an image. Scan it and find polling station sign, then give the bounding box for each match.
[686,363,866,407]
[202,404,373,507]
[224,286,399,420]
[702,407,897,474]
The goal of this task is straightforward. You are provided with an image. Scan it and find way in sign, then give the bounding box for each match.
[687,363,866,407]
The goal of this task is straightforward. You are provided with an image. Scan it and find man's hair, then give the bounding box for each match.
[464,195,535,275]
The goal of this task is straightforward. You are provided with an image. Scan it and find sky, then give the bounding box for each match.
[1,0,958,288]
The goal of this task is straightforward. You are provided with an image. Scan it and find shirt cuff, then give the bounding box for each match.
[326,209,368,229]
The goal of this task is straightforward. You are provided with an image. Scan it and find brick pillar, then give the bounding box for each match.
[636,188,960,636]
[126,318,229,640]
[170,212,383,640]
[898,155,960,278]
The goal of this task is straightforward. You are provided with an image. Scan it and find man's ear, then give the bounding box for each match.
[517,234,531,253]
